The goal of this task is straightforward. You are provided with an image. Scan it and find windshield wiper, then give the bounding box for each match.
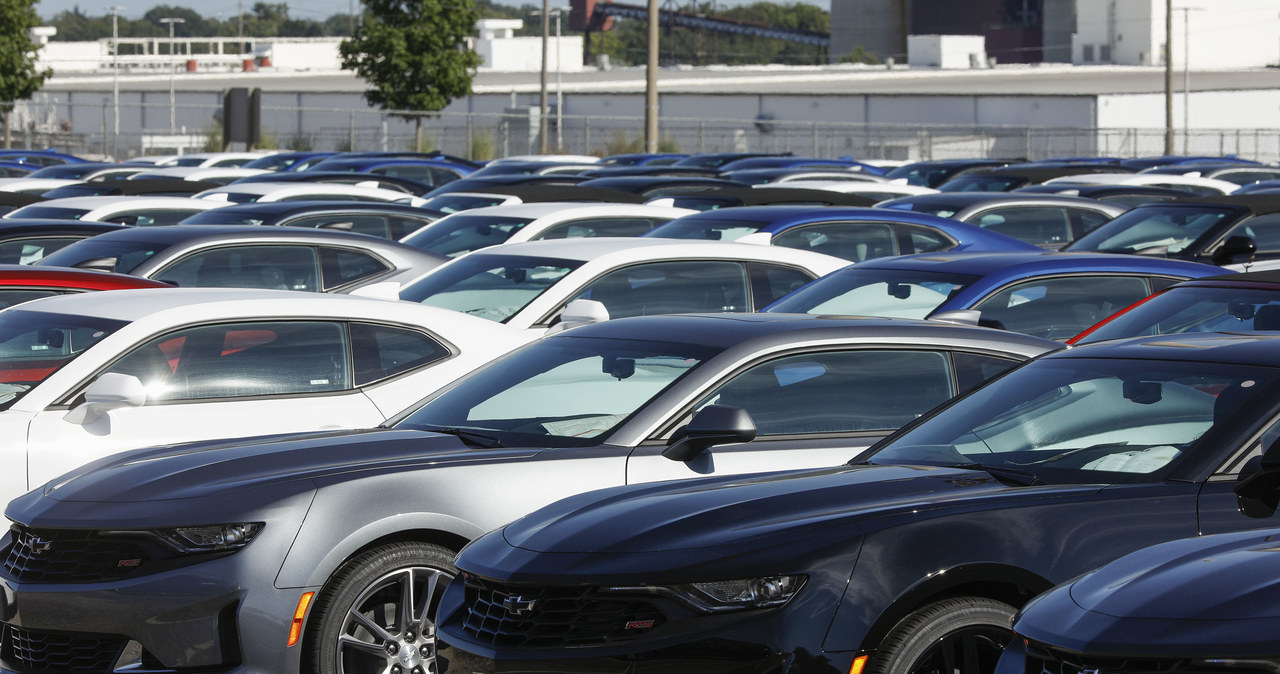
[954,463,1042,486]
[420,426,503,448]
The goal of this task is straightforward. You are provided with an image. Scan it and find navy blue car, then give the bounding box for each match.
[644,206,1039,262]
[437,332,1280,674]
[765,250,1225,339]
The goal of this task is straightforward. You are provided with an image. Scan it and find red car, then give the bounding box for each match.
[0,265,170,310]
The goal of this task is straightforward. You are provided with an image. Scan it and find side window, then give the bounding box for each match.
[695,350,954,435]
[430,167,463,186]
[153,245,321,291]
[953,352,1023,393]
[350,323,451,386]
[772,222,898,262]
[748,263,815,308]
[101,321,350,401]
[0,237,82,264]
[973,275,1153,340]
[900,225,955,254]
[1220,213,1280,253]
[536,217,663,240]
[287,214,391,239]
[0,289,66,309]
[111,209,198,227]
[570,261,749,319]
[1148,276,1178,293]
[389,215,436,239]
[971,207,1072,247]
[320,248,390,290]
[1070,209,1113,240]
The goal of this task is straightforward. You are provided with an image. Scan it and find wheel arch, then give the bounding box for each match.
[857,563,1054,653]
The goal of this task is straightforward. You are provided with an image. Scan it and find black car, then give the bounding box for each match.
[1014,183,1200,207]
[577,176,749,198]
[885,159,1011,188]
[1065,194,1280,268]
[177,200,442,239]
[652,186,878,211]
[422,174,590,197]
[0,220,125,263]
[228,170,435,195]
[437,332,1280,674]
[938,163,1134,192]
[38,178,222,199]
[997,525,1280,674]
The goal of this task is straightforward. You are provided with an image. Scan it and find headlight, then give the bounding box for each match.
[608,574,806,613]
[102,523,264,554]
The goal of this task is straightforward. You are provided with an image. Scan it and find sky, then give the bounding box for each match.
[37,0,828,22]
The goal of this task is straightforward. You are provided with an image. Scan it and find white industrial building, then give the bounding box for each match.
[1073,0,1280,67]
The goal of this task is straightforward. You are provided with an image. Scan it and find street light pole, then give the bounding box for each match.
[538,0,550,154]
[159,17,185,135]
[554,8,562,151]
[1176,6,1204,154]
[645,0,658,153]
[109,5,124,159]
[1163,0,1174,155]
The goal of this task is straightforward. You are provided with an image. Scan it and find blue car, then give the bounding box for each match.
[240,151,337,171]
[0,149,88,166]
[294,157,477,187]
[765,250,1227,339]
[642,205,1040,262]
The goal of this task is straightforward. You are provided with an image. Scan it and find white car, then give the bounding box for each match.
[386,237,849,333]
[400,202,697,257]
[157,151,278,168]
[767,179,940,201]
[4,195,226,225]
[128,166,273,185]
[194,181,427,206]
[1043,172,1240,195]
[0,287,534,503]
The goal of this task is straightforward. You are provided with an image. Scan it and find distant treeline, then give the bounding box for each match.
[45,0,834,65]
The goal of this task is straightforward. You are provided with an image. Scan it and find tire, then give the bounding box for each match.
[306,541,457,674]
[867,596,1016,674]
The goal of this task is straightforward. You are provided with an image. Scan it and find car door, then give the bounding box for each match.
[24,320,383,493]
[626,348,1021,483]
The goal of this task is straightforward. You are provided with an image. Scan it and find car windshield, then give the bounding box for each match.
[39,238,169,273]
[766,268,979,319]
[0,310,127,410]
[399,253,582,323]
[6,206,92,220]
[401,215,534,257]
[418,194,512,214]
[1077,286,1280,344]
[647,216,768,241]
[864,357,1278,484]
[1065,205,1236,255]
[393,336,717,447]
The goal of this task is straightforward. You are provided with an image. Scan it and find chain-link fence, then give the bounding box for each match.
[19,97,1280,163]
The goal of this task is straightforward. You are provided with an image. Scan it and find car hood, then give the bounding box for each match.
[1068,529,1280,621]
[30,429,541,504]
[503,463,1053,553]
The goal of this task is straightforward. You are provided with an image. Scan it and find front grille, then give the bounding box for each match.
[2,624,127,672]
[3,525,157,583]
[1025,642,1275,674]
[460,576,667,648]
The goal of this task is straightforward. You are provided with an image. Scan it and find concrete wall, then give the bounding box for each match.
[830,0,907,63]
[1074,0,1280,68]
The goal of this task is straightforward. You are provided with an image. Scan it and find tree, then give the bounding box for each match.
[0,0,50,147]
[340,0,481,149]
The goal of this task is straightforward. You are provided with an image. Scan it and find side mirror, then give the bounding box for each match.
[1235,439,1280,518]
[663,405,757,462]
[1214,235,1257,266]
[63,373,147,425]
[546,299,610,334]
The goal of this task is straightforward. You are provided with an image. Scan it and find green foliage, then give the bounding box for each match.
[286,132,315,151]
[839,45,880,65]
[201,119,222,151]
[257,126,280,149]
[340,0,482,117]
[602,130,679,155]
[0,0,49,108]
[468,128,496,161]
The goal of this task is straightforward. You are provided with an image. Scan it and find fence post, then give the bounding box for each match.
[101,99,108,157]
[348,111,356,151]
[381,120,388,152]
[584,115,590,154]
[466,113,473,158]
[699,120,705,153]
[812,122,818,156]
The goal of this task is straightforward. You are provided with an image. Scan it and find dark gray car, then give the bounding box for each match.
[0,314,1058,674]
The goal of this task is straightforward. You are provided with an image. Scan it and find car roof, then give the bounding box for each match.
[1176,268,1280,287]
[854,250,1225,277]
[882,192,1122,209]
[187,200,436,217]
[1050,332,1280,368]
[0,265,170,288]
[465,236,846,266]
[669,204,991,228]
[0,220,126,234]
[446,184,646,203]
[60,224,425,247]
[13,195,209,209]
[559,312,1061,353]
[445,202,689,219]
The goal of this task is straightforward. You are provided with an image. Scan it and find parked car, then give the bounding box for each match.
[178,200,442,239]
[0,313,1059,673]
[0,264,169,308]
[421,173,590,197]
[126,166,272,185]
[769,179,941,202]
[719,168,886,185]
[643,186,879,211]
[1143,161,1280,186]
[644,205,1039,262]
[39,178,222,199]
[24,162,145,182]
[878,192,1127,248]
[229,170,435,195]
[292,157,476,187]
[4,195,225,225]
[436,331,1280,674]
[38,226,446,292]
[418,185,645,214]
[400,203,696,258]
[883,158,1011,187]
[1042,171,1240,196]
[0,193,46,217]
[0,150,88,167]
[1014,182,1199,207]
[601,152,688,166]
[671,152,789,169]
[0,220,125,263]
[1070,269,1280,345]
[0,287,532,506]
[937,163,1133,192]
[240,150,337,171]
[193,182,426,206]
[156,151,275,168]
[577,176,748,198]
[394,237,848,329]
[1064,194,1280,270]
[997,526,1280,674]
[766,251,1224,340]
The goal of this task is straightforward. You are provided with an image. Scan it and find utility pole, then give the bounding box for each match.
[160,17,185,135]
[1176,6,1204,154]
[539,0,550,154]
[555,8,562,151]
[109,5,124,160]
[1163,0,1174,155]
[645,0,658,152]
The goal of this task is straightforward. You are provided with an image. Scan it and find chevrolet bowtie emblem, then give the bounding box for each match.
[29,537,53,555]
[501,595,537,616]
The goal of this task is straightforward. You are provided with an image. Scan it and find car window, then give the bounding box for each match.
[569,260,749,319]
[0,289,66,310]
[350,323,450,386]
[1219,213,1280,254]
[153,245,321,291]
[101,321,350,402]
[900,224,955,254]
[971,207,1072,247]
[287,214,391,238]
[535,217,664,239]
[973,275,1155,340]
[748,263,815,307]
[0,237,84,264]
[389,215,436,239]
[771,222,898,262]
[403,255,581,323]
[695,350,955,435]
[319,247,391,290]
[953,352,1023,393]
[106,209,201,227]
